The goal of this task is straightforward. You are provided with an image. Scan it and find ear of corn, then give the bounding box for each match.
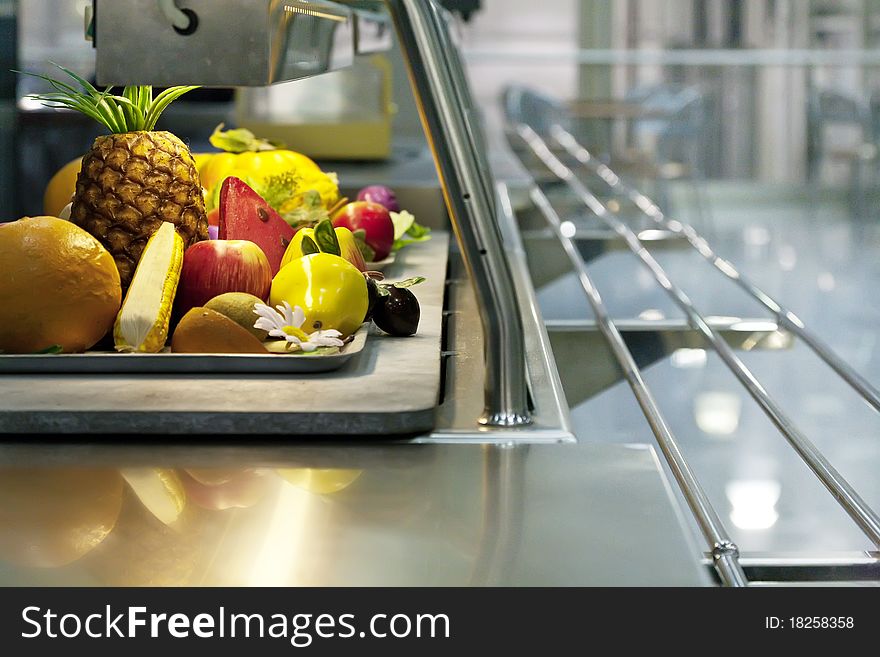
[114,222,184,353]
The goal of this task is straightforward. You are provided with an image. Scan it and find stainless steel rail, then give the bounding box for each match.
[388,0,531,426]
[514,121,880,549]
[550,124,880,416]
[529,186,747,586]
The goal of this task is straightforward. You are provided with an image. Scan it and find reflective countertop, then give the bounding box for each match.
[0,138,709,586]
[0,442,708,586]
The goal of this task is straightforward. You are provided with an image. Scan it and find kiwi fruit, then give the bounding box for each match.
[204,292,270,341]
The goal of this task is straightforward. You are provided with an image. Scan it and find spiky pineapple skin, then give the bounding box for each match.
[71,131,208,287]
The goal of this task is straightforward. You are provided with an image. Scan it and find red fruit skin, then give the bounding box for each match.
[332,201,394,262]
[175,240,272,317]
[207,208,220,227]
[219,176,295,275]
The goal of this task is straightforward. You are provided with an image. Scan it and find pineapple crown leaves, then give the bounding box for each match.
[17,63,199,133]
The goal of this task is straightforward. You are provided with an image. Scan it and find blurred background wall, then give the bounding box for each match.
[6,0,880,213]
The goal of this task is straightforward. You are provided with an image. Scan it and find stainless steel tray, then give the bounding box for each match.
[0,234,449,436]
[0,325,369,375]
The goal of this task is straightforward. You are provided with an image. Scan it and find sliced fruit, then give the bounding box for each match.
[0,216,121,353]
[205,292,269,341]
[269,253,368,338]
[219,176,296,274]
[120,468,186,526]
[114,222,184,353]
[171,307,269,353]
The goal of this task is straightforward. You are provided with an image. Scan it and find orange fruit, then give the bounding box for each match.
[0,468,123,567]
[0,216,122,353]
[171,307,268,353]
[43,157,82,217]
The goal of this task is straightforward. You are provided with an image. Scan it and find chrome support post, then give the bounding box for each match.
[386,0,531,426]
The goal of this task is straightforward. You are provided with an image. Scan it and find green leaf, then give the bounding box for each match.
[390,276,426,289]
[300,235,320,255]
[313,219,341,256]
[407,221,431,239]
[281,190,328,227]
[18,65,197,133]
[209,123,285,153]
[390,210,416,241]
[144,85,199,130]
[34,344,63,354]
[256,172,305,215]
[352,229,376,262]
[392,234,431,252]
[390,215,431,253]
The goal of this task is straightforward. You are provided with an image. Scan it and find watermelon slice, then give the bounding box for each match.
[218,177,295,274]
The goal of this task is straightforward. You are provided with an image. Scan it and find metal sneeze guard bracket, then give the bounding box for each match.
[385,0,531,426]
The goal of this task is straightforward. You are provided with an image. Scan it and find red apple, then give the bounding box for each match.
[332,201,394,262]
[175,240,272,317]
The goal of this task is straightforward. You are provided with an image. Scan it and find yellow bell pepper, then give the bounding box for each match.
[198,125,340,215]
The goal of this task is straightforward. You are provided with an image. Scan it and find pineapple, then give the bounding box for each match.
[28,66,208,287]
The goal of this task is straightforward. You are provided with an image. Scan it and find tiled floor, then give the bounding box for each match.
[537,179,880,554]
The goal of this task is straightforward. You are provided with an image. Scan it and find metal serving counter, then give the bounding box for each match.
[0,443,708,586]
[0,0,717,586]
[0,138,711,586]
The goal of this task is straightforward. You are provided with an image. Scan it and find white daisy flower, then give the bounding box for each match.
[253,301,344,353]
